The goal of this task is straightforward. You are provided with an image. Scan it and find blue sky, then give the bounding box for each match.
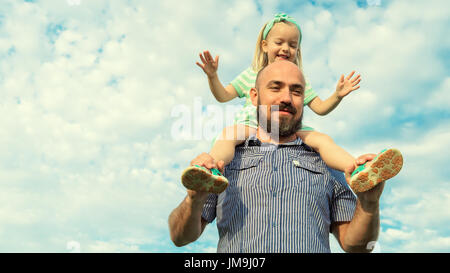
[0,0,448,252]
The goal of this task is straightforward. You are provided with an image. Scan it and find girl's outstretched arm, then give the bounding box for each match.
[308,71,361,116]
[196,50,238,103]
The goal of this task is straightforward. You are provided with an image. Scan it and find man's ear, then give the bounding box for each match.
[250,87,258,106]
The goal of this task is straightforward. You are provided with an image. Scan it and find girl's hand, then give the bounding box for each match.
[336,71,361,99]
[196,50,219,78]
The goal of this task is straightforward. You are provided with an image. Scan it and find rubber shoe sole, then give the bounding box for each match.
[349,148,403,193]
[181,165,229,194]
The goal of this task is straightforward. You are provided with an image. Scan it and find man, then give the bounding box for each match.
[169,61,384,253]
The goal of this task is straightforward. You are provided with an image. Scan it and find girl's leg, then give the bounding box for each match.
[210,124,256,166]
[297,130,355,172]
[181,124,256,194]
[296,131,404,193]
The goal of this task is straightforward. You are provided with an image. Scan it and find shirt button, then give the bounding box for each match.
[273,192,277,197]
[273,166,278,172]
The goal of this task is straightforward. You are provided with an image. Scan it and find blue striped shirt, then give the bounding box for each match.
[201,135,357,253]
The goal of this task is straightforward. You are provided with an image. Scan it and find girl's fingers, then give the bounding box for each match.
[346,71,355,80]
[205,51,213,62]
[351,74,361,82]
[352,85,361,91]
[353,79,361,86]
[215,55,219,64]
[340,74,345,83]
[195,62,204,69]
[199,53,207,64]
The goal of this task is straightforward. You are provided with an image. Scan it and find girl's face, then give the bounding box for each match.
[261,22,300,64]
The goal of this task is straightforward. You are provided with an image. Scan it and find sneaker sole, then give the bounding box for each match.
[350,148,403,193]
[181,166,229,194]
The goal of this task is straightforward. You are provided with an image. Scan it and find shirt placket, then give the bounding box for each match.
[270,146,282,251]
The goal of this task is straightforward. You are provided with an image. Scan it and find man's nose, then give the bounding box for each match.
[278,87,293,104]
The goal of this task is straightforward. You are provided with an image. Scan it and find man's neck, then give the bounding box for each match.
[256,128,298,144]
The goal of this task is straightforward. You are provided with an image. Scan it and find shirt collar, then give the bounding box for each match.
[245,134,304,147]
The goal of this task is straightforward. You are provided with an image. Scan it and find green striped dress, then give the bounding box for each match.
[230,67,317,131]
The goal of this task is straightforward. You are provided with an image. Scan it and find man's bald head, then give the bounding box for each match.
[255,61,305,91]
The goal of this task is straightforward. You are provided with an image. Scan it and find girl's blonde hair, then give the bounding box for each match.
[251,21,303,73]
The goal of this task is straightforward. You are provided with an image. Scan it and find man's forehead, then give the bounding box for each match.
[261,66,305,86]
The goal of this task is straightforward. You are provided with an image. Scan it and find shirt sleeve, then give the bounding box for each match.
[303,79,318,105]
[201,193,218,223]
[230,67,255,98]
[327,168,357,224]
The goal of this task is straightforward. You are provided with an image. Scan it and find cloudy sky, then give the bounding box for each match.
[0,0,448,252]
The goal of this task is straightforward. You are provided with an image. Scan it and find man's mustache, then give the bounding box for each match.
[270,102,297,115]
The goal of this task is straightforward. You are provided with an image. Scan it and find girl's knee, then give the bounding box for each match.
[220,124,255,141]
[299,131,335,148]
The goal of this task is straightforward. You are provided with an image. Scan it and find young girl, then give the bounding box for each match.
[181,13,403,194]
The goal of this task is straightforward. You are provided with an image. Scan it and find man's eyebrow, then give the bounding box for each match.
[290,83,304,90]
[266,80,283,86]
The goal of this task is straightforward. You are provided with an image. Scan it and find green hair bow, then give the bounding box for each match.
[263,13,302,44]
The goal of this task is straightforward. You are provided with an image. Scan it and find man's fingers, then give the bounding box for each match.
[204,160,216,169]
[217,160,225,173]
[356,154,376,165]
[344,164,356,182]
[190,153,214,166]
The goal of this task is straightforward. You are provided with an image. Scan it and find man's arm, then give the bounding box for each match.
[168,192,209,247]
[332,154,383,253]
[168,153,224,247]
[331,195,381,253]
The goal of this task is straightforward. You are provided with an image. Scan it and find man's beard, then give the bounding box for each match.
[257,100,302,138]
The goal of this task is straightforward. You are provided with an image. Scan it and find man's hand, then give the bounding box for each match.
[170,152,224,247]
[336,71,361,99]
[196,51,219,78]
[186,153,225,201]
[190,152,225,173]
[345,154,385,210]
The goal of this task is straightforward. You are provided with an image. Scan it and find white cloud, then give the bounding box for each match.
[380,228,450,253]
[300,0,449,145]
[86,241,140,253]
[0,0,448,253]
[426,77,450,110]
